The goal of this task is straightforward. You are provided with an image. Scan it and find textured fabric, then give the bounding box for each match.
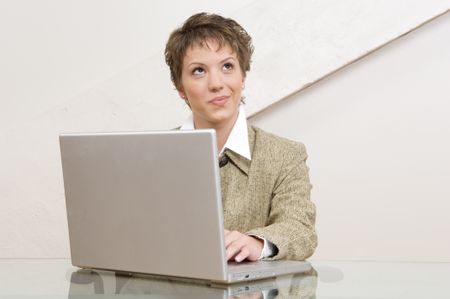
[221,125,317,261]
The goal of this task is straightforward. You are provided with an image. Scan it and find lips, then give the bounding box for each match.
[209,96,229,106]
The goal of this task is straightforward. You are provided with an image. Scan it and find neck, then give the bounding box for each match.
[193,113,239,153]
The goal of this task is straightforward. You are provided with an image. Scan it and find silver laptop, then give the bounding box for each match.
[59,129,311,284]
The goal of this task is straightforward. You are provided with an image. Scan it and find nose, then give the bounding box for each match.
[208,69,224,92]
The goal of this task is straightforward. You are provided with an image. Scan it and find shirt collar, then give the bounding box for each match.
[180,105,251,161]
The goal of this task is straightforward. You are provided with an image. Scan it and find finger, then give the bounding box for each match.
[226,241,245,261]
[234,246,250,263]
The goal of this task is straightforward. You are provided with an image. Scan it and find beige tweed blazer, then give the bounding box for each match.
[221,125,317,261]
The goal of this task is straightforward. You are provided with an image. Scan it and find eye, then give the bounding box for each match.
[223,62,234,71]
[192,67,205,76]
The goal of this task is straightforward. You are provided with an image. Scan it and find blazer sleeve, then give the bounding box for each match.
[247,142,317,260]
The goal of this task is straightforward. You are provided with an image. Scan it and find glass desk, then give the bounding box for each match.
[0,259,449,298]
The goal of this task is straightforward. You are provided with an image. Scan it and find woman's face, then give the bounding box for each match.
[178,40,244,129]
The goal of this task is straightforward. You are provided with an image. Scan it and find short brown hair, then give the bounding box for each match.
[165,12,254,90]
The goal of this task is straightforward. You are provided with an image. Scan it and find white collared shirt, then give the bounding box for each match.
[180,104,275,259]
[180,105,251,160]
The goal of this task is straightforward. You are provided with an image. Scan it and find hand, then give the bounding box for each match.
[224,229,264,262]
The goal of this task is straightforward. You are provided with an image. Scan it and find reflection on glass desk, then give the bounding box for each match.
[0,259,450,298]
[69,268,316,298]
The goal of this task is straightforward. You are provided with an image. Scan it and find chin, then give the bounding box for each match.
[217,107,237,118]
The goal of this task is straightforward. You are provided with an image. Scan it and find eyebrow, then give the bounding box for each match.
[187,56,237,68]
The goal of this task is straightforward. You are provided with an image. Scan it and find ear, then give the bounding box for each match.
[177,89,186,100]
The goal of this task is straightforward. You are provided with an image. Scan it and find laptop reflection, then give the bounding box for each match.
[68,266,317,298]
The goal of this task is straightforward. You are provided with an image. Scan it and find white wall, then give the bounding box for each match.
[0,1,449,259]
[251,12,450,262]
[0,0,255,258]
[0,0,253,132]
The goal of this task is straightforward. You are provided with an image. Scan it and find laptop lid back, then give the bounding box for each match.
[60,130,227,281]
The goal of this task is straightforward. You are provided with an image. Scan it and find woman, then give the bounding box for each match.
[165,13,317,262]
